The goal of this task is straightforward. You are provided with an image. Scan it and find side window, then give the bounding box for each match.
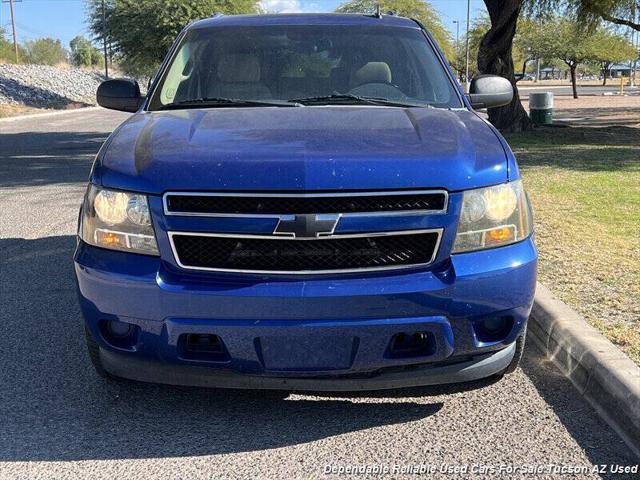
[160,42,193,105]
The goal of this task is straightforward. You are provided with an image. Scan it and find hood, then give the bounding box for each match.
[97,106,508,194]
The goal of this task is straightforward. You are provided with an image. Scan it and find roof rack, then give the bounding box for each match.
[210,12,223,18]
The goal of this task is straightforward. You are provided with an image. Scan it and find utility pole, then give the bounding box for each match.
[102,0,109,79]
[453,20,460,80]
[464,0,471,92]
[8,0,19,63]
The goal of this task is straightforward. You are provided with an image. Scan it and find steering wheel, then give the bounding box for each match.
[348,82,407,101]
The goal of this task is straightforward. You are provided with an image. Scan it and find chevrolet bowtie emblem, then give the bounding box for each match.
[273,214,341,239]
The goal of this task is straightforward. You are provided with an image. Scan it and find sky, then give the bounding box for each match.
[0,0,487,49]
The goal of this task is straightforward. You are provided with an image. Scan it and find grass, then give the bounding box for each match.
[505,125,640,364]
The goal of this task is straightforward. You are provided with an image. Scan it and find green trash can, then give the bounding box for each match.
[529,92,554,125]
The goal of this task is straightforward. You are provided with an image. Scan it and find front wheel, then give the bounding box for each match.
[501,327,527,375]
[85,326,112,379]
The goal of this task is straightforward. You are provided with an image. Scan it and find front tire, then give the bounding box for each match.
[501,327,527,375]
[85,326,112,378]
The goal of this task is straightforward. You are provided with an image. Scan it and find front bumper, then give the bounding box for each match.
[99,342,516,391]
[74,237,536,390]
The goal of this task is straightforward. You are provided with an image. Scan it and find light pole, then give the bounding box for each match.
[464,0,471,92]
[453,20,460,79]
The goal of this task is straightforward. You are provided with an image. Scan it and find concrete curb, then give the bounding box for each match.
[529,283,640,458]
[0,106,100,123]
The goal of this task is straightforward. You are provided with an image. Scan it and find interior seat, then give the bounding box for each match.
[350,62,392,87]
[208,54,272,100]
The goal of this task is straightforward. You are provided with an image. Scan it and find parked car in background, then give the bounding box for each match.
[75,13,536,390]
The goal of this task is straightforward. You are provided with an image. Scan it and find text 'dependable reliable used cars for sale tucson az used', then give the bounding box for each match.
[74,13,537,390]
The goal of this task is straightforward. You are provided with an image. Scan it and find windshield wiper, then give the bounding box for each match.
[160,97,302,110]
[289,94,431,108]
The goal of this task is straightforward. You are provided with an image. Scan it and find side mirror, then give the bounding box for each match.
[467,75,513,109]
[97,79,143,113]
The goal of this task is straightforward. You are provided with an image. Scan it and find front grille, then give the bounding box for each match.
[170,231,441,273]
[165,192,447,215]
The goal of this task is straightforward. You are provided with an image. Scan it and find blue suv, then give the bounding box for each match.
[75,13,536,390]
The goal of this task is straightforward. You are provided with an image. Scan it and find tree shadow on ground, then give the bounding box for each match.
[554,106,640,128]
[1,237,637,467]
[0,236,444,462]
[505,125,639,172]
[0,131,109,188]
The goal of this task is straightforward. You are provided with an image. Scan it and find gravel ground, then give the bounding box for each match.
[0,109,637,479]
[0,64,104,108]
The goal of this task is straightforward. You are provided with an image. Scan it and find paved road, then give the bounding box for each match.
[0,109,637,479]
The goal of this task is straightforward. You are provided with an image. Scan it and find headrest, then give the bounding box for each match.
[217,54,261,83]
[353,62,392,85]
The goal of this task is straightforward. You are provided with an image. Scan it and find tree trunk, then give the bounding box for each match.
[602,65,609,86]
[521,58,529,79]
[478,0,532,132]
[569,64,578,99]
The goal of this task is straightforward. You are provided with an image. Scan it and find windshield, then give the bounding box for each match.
[148,24,462,110]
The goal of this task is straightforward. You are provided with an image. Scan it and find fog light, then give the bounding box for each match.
[98,319,139,350]
[107,320,133,338]
[483,317,506,333]
[475,316,514,343]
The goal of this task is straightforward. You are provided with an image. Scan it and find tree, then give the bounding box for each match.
[478,0,532,132]
[514,18,551,78]
[70,35,103,68]
[335,0,455,60]
[568,0,640,31]
[475,0,637,130]
[0,27,13,62]
[87,0,259,76]
[590,29,637,84]
[530,1,640,31]
[0,27,28,64]
[451,15,490,79]
[540,17,604,98]
[23,38,68,65]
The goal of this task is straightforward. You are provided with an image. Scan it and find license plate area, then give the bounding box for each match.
[256,335,358,372]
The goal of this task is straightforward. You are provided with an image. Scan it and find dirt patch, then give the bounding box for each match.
[520,94,640,127]
[0,104,45,118]
[0,102,89,119]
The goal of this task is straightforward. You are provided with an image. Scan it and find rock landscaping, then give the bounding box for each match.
[0,64,104,109]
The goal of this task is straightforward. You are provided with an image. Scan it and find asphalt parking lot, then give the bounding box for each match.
[0,109,637,479]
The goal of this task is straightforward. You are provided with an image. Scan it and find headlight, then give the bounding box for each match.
[452,180,532,253]
[80,185,159,255]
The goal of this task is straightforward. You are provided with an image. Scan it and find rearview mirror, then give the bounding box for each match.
[97,79,143,113]
[467,75,513,109]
